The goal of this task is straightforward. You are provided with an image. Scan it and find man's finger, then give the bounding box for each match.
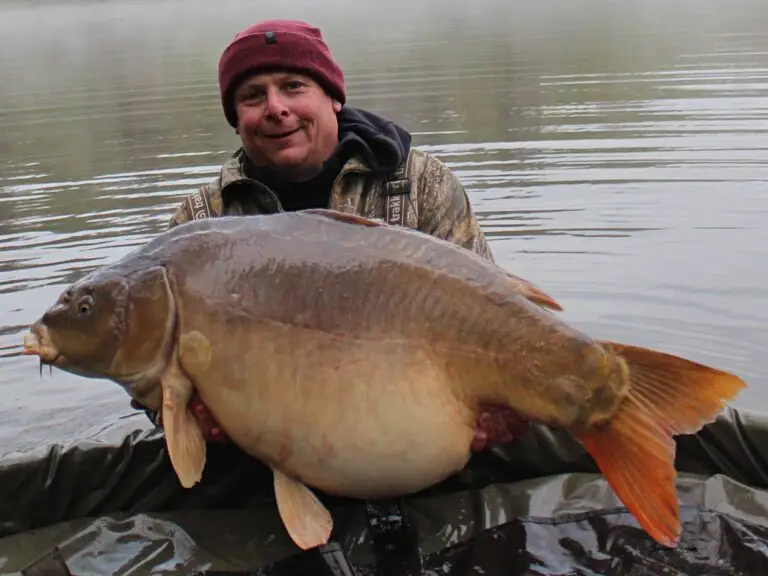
[209,426,229,444]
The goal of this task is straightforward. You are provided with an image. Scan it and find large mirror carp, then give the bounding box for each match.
[22,209,746,551]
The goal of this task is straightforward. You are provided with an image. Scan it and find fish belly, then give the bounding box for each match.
[165,214,624,440]
[194,321,478,499]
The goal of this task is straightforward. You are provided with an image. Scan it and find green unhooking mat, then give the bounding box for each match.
[2,406,768,575]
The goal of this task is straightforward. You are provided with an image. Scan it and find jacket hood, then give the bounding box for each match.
[237,105,412,207]
[336,105,412,173]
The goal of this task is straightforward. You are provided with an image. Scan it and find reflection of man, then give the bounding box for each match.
[133,18,496,439]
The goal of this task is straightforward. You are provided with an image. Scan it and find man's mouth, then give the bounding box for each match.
[263,127,300,140]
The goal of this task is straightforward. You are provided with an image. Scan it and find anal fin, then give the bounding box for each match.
[273,468,333,550]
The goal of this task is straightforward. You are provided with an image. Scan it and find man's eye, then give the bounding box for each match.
[240,89,264,101]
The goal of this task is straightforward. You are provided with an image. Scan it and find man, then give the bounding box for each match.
[168,19,493,258]
[134,19,501,573]
[135,18,497,440]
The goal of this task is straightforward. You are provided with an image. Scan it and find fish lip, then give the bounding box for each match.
[22,331,40,356]
[22,323,61,364]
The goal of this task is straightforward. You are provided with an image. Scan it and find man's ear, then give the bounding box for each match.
[332,100,342,113]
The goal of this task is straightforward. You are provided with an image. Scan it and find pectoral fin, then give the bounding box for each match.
[178,330,212,378]
[273,468,333,550]
[161,359,206,488]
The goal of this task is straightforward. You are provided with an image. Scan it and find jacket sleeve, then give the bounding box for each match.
[167,181,219,230]
[416,153,495,262]
[167,199,192,230]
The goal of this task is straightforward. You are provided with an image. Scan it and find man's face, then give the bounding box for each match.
[233,71,342,182]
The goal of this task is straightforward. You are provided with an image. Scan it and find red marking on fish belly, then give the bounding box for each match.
[273,441,294,466]
[471,403,530,452]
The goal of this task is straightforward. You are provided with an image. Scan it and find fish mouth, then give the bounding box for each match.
[22,323,63,374]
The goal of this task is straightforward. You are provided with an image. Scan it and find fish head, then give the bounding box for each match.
[23,270,130,378]
[22,265,175,405]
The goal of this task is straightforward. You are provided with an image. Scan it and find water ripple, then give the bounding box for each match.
[1,0,767,455]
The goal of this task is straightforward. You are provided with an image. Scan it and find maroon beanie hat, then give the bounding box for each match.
[218,19,346,127]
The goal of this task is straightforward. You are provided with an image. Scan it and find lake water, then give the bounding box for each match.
[1,0,767,457]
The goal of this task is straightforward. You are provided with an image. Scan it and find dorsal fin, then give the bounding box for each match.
[502,271,563,311]
[301,209,383,227]
[300,208,562,311]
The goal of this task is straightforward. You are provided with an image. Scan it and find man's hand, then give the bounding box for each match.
[131,393,229,443]
[470,402,530,452]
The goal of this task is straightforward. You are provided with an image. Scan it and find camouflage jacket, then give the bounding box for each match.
[167,146,495,262]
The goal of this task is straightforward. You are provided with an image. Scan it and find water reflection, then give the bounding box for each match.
[1,0,768,455]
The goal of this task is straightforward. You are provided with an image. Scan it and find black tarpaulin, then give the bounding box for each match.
[2,406,768,575]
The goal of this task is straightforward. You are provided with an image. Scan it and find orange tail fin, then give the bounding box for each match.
[577,342,747,548]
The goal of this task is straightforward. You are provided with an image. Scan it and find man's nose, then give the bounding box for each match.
[264,90,290,118]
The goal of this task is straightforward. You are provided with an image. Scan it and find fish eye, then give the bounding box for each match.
[76,295,94,316]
